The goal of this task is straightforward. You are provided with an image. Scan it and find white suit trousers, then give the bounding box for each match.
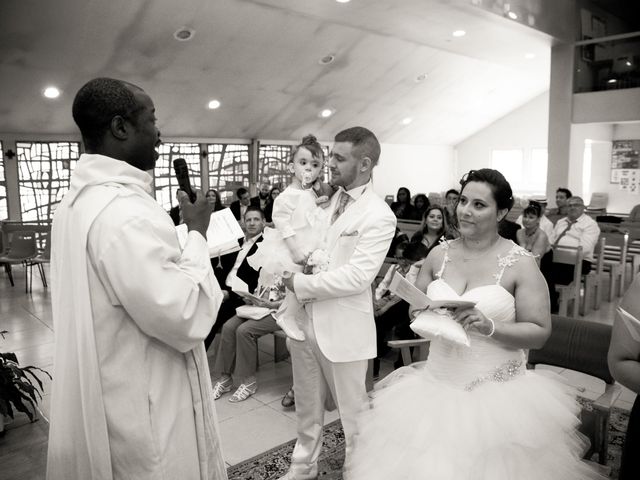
[288,313,368,479]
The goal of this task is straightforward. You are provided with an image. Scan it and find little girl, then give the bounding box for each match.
[248,134,331,341]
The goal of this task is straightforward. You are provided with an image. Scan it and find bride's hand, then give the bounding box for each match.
[453,307,494,336]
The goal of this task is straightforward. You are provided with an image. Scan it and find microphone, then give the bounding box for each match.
[173,158,197,203]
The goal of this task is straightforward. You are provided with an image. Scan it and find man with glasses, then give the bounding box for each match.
[545,196,600,312]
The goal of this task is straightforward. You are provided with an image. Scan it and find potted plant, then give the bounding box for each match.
[0,330,51,434]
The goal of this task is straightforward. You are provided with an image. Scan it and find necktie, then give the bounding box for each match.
[331,191,351,224]
[553,220,576,247]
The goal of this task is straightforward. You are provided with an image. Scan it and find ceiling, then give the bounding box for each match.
[0,0,556,146]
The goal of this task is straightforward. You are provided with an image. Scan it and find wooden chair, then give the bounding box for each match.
[528,315,621,466]
[582,237,605,315]
[396,219,422,239]
[552,245,583,318]
[600,231,628,299]
[387,338,430,366]
[0,230,38,293]
[28,232,51,288]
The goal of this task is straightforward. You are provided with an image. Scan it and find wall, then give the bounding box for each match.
[583,122,640,213]
[373,143,455,200]
[454,91,549,189]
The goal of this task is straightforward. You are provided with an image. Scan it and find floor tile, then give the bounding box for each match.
[218,405,297,465]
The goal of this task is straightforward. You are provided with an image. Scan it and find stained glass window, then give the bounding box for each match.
[0,141,6,221]
[207,144,250,206]
[16,141,80,222]
[258,144,292,191]
[258,144,331,190]
[154,143,202,211]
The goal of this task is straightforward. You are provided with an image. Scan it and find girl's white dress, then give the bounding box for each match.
[248,186,327,277]
[347,242,606,480]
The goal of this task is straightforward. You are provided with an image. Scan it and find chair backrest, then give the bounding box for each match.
[528,315,614,384]
[7,230,38,259]
[601,231,629,266]
[397,219,422,238]
[384,195,394,206]
[587,192,608,212]
[591,237,606,276]
[553,244,583,274]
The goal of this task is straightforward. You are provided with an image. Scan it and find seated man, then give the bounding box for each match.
[204,206,265,350]
[210,260,286,403]
[229,187,254,223]
[515,196,554,240]
[547,187,572,224]
[544,196,600,311]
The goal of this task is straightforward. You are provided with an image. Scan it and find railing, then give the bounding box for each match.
[574,32,640,93]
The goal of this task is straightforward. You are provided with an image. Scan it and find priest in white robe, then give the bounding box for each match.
[46,77,227,479]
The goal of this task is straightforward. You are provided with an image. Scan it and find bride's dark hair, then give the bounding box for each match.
[290,134,324,163]
[459,169,514,212]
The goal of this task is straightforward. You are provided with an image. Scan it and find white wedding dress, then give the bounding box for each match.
[347,242,605,480]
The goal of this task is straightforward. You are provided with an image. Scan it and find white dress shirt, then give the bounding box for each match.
[550,213,601,262]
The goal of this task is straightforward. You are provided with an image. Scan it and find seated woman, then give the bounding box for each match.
[263,186,281,224]
[390,187,417,220]
[347,168,605,480]
[410,204,450,256]
[411,193,430,221]
[205,189,225,212]
[515,203,550,265]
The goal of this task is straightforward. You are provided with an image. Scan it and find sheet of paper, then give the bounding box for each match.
[176,208,244,257]
[388,271,476,310]
[617,307,640,342]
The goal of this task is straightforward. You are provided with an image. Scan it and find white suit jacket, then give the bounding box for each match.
[294,184,396,362]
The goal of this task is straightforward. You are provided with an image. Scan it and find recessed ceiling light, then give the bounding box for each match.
[336,0,351,3]
[507,11,518,20]
[415,73,428,83]
[401,117,412,126]
[608,78,617,84]
[524,53,535,59]
[319,109,334,118]
[452,30,466,37]
[626,60,633,66]
[207,99,221,109]
[43,86,60,99]
[318,54,336,65]
[174,27,195,42]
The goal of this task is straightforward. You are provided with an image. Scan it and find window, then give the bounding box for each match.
[491,148,547,195]
[154,143,201,211]
[207,143,250,206]
[0,141,6,220]
[258,144,293,190]
[17,141,80,222]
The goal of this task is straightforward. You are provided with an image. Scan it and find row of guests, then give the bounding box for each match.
[390,187,460,223]
[169,183,282,226]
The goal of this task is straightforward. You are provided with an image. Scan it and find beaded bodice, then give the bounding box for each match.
[425,241,530,390]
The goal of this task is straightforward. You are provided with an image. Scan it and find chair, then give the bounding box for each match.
[552,245,583,317]
[0,230,38,293]
[582,237,605,314]
[387,338,430,366]
[29,232,51,288]
[600,231,628,299]
[586,192,608,215]
[528,315,622,465]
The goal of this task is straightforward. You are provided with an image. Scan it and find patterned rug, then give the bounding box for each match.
[227,399,630,480]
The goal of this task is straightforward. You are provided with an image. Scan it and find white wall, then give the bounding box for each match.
[455,91,549,190]
[373,143,455,200]
[582,122,640,213]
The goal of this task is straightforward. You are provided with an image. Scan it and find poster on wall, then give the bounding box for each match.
[619,169,640,195]
[612,140,640,169]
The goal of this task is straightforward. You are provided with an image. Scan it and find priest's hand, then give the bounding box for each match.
[179,190,212,239]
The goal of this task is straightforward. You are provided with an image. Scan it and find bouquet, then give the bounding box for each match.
[303,249,330,274]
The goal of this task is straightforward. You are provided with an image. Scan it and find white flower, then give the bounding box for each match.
[304,249,330,274]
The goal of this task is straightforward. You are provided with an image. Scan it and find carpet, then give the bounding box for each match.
[227,399,630,480]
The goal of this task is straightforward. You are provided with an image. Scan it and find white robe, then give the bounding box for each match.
[46,154,227,480]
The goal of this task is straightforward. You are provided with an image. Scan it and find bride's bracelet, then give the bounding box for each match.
[485,317,496,337]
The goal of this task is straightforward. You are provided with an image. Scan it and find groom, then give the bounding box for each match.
[280,127,396,479]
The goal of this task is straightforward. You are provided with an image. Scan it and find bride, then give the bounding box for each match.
[346,169,605,479]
